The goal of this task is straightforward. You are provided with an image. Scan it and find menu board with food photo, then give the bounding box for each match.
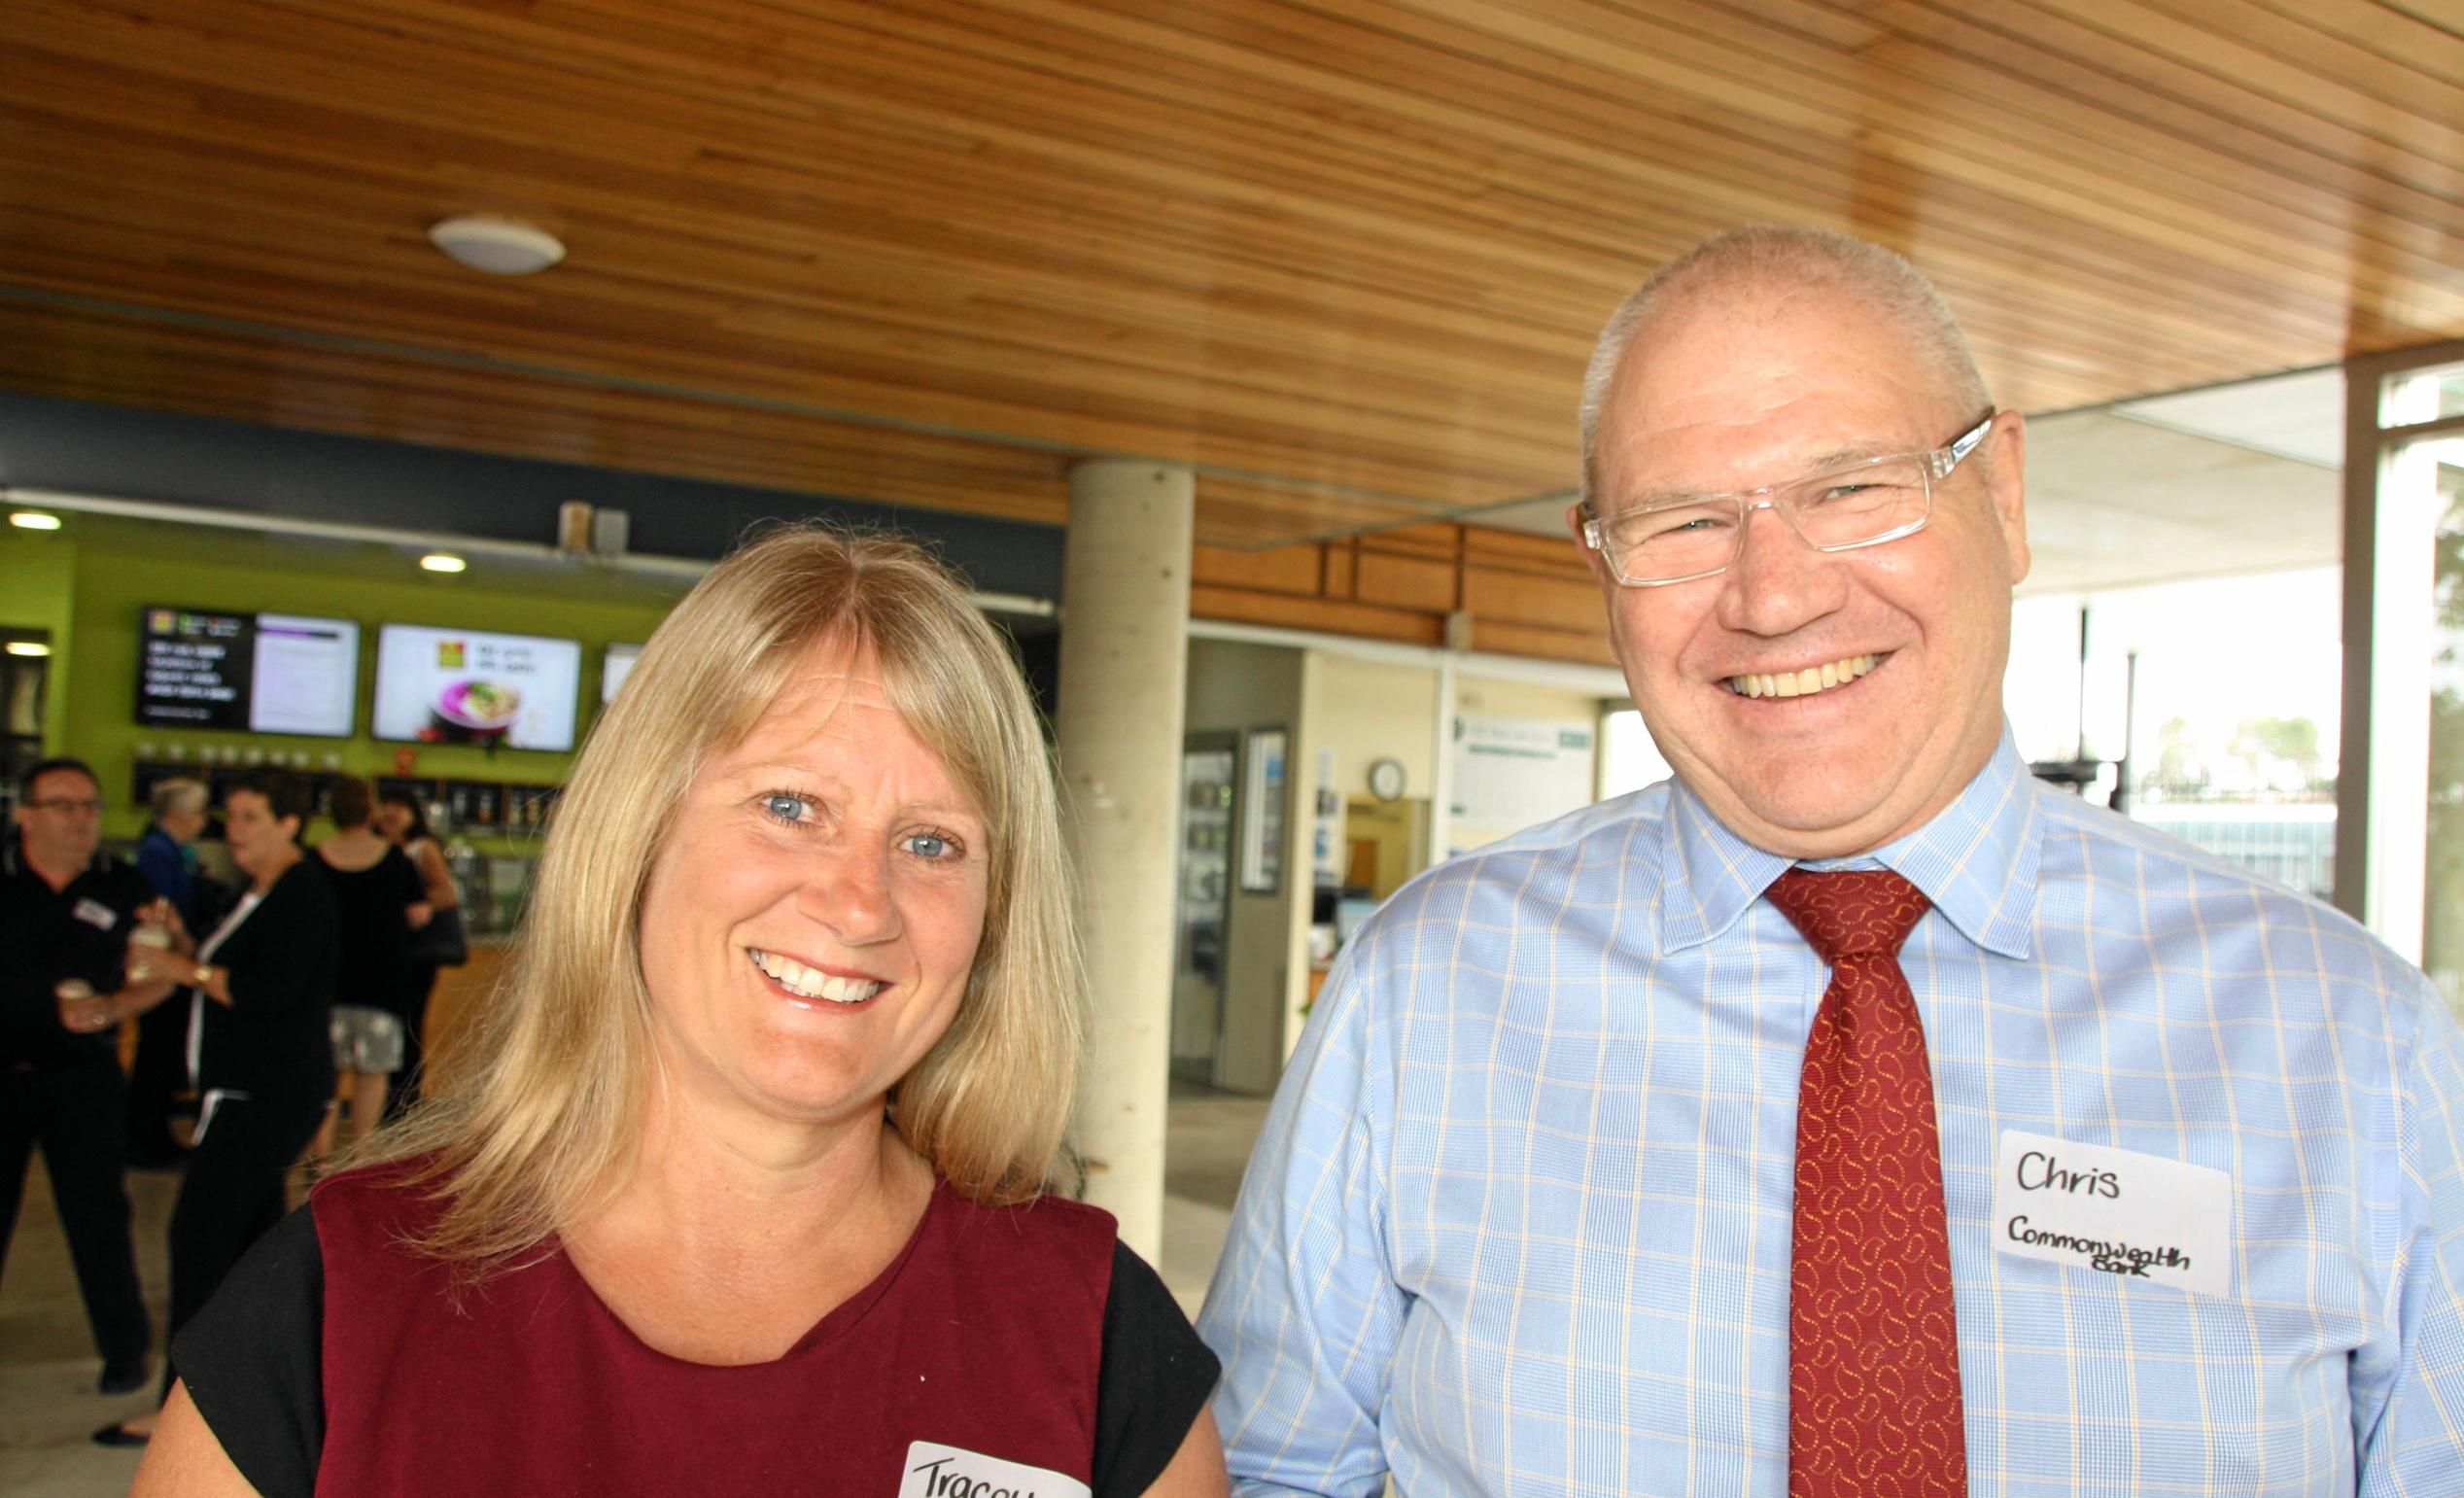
[373,624,582,751]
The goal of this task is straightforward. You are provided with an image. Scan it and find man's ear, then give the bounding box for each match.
[1983,411,2030,586]
[1568,500,1614,589]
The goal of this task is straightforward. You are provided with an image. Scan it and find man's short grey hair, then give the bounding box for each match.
[149,777,207,820]
[1578,226,1993,507]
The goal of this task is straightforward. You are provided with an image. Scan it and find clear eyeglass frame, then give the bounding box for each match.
[1581,411,1997,587]
[25,796,107,814]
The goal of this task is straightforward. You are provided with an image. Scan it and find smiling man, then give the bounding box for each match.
[1197,227,2464,1495]
[2,758,171,1397]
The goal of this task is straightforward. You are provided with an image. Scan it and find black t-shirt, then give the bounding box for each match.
[176,1205,1220,1497]
[312,845,423,1017]
[0,843,157,1069]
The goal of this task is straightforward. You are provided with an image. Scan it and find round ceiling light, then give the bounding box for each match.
[427,215,566,276]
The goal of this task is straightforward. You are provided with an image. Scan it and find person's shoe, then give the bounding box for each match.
[91,1421,149,1447]
[97,1356,149,1395]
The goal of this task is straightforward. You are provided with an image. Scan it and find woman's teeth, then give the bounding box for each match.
[1726,653,1878,700]
[748,950,883,1004]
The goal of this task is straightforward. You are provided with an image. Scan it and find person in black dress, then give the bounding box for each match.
[371,789,457,1117]
[99,772,335,1445]
[307,778,426,1161]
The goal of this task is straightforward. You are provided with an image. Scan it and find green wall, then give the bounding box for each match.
[4,526,679,845]
[1,527,80,747]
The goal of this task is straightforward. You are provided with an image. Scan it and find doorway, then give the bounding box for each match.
[1170,733,1237,1088]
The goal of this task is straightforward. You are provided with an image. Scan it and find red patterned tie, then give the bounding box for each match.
[1765,867,1965,1498]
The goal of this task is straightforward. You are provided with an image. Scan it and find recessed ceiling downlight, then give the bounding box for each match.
[427,215,566,276]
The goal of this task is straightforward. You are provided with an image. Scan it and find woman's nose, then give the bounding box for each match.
[796,844,902,945]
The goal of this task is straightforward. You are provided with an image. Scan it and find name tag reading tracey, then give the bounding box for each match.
[899,1442,1091,1498]
[1992,1130,2231,1298]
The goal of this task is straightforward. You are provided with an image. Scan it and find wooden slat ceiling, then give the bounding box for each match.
[5,0,2464,552]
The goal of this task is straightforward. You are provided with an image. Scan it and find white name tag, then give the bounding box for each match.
[73,897,119,930]
[898,1442,1091,1498]
[1992,1130,2232,1298]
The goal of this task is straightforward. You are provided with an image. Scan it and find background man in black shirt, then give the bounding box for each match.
[1,757,176,1393]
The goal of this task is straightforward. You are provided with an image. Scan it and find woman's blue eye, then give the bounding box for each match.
[762,792,815,824]
[904,832,955,860]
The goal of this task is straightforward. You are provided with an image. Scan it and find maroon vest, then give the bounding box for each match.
[313,1163,1113,1496]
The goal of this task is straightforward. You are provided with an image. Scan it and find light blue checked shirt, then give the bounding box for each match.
[1197,731,2464,1495]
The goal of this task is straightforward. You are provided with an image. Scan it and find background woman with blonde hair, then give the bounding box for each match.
[132,526,1227,1497]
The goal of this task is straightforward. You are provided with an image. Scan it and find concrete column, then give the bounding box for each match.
[1055,459,1194,1256]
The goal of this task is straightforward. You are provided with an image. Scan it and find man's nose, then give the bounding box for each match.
[1714,503,1850,637]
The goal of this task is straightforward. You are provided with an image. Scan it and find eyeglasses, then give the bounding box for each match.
[1580,412,1996,587]
[24,796,105,815]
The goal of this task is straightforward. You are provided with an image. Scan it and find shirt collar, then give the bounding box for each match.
[1658,724,2039,959]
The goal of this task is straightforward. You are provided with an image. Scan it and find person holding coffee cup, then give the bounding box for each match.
[2,757,178,1395]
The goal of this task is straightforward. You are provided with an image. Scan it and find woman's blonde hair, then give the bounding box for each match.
[358,524,1087,1272]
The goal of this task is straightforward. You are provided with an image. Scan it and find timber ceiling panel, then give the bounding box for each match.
[4,0,2463,551]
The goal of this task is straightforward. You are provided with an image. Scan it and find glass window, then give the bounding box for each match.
[2012,573,2342,900]
[1599,708,1672,800]
[2416,438,2464,1013]
[2380,362,2464,428]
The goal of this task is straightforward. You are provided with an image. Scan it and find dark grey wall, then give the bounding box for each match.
[0,393,1068,600]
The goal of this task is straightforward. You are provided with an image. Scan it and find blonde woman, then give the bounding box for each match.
[133,527,1228,1497]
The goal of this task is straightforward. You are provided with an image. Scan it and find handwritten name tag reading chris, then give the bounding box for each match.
[1991,1130,2232,1298]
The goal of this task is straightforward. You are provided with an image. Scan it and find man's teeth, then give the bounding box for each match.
[748,950,883,1004]
[1725,654,1878,700]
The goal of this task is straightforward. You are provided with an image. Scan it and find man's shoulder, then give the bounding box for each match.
[1350,784,1673,958]
[39,851,152,911]
[1405,783,1668,891]
[2032,785,2329,899]
[2027,784,2421,977]
[90,853,154,904]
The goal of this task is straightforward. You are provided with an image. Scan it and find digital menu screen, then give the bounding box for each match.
[372,624,582,751]
[601,643,642,704]
[137,608,360,737]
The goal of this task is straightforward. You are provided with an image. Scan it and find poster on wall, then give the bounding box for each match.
[1449,713,1596,830]
[1238,728,1287,894]
[372,624,582,751]
[136,607,359,738]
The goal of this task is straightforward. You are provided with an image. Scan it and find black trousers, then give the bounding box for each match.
[125,1000,191,1168]
[0,1063,152,1367]
[162,1093,324,1397]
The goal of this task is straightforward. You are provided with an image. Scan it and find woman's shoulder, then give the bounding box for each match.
[933,1183,1123,1289]
[308,1155,455,1252]
[943,1181,1116,1233]
[271,857,339,906]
